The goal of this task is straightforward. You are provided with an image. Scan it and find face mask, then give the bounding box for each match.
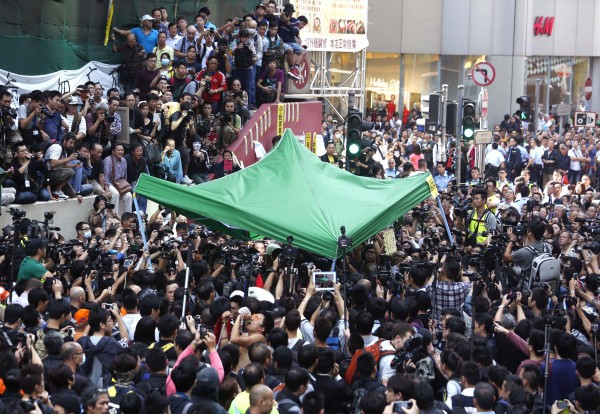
[80,353,86,365]
[161,58,170,66]
[193,142,202,151]
[247,29,256,36]
[83,230,92,239]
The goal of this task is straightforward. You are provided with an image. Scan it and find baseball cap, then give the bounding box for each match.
[68,96,79,105]
[283,4,295,13]
[230,290,245,300]
[26,238,48,255]
[269,307,286,318]
[256,3,267,9]
[74,309,89,326]
[141,14,155,21]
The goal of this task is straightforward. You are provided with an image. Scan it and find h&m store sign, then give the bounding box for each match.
[533,16,555,36]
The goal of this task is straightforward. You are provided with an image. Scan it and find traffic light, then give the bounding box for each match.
[516,96,531,122]
[462,101,475,140]
[346,111,363,159]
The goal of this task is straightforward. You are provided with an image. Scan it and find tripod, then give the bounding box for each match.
[542,317,552,414]
[338,226,352,356]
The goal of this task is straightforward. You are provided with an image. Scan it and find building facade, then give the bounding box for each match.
[366,0,600,125]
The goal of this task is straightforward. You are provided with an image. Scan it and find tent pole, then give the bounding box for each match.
[436,196,454,246]
[133,193,153,271]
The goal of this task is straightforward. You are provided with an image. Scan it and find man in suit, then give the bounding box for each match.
[319,142,341,168]
[313,348,353,414]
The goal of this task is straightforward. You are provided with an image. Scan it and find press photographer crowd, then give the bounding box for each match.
[0,1,307,208]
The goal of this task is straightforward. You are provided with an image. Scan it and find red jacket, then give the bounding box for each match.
[195,69,227,103]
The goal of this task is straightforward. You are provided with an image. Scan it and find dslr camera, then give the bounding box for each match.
[219,113,232,124]
[0,106,17,119]
[105,114,115,123]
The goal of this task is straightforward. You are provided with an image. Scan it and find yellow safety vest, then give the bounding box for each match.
[467,209,492,245]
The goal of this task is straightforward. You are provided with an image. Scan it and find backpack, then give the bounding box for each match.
[234,44,253,69]
[137,372,168,396]
[351,387,369,414]
[276,398,302,414]
[169,77,191,99]
[290,339,306,363]
[344,339,396,385]
[325,327,340,351]
[144,142,162,164]
[107,385,142,414]
[264,36,284,61]
[526,243,561,292]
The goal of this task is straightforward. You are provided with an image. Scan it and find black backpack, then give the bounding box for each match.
[234,44,253,69]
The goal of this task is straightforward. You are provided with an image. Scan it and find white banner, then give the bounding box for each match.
[0,61,120,108]
[293,0,368,52]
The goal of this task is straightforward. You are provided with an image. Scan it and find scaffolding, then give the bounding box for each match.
[292,49,368,119]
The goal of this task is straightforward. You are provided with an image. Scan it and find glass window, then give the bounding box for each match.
[440,56,464,102]
[401,54,440,112]
[524,56,589,113]
[572,57,590,109]
[365,52,401,118]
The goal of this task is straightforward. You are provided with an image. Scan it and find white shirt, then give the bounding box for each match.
[529,146,544,165]
[44,143,64,170]
[484,149,505,167]
[121,313,142,340]
[568,148,583,171]
[62,113,86,137]
[166,34,182,50]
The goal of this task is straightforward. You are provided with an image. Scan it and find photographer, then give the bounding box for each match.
[9,141,52,203]
[17,90,42,145]
[502,217,550,288]
[193,56,227,113]
[104,97,122,143]
[425,256,471,326]
[44,133,80,200]
[0,91,18,139]
[85,103,112,151]
[458,188,497,247]
[62,96,86,141]
[168,100,195,184]
[18,239,54,283]
[63,135,94,199]
[40,91,68,143]
[215,99,241,150]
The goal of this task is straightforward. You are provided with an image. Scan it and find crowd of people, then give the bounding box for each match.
[0,96,599,414]
[2,4,600,414]
[0,1,309,208]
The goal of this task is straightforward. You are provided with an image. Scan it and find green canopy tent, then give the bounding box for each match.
[135,129,438,258]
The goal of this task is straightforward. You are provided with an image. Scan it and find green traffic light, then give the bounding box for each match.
[463,128,474,139]
[348,143,361,155]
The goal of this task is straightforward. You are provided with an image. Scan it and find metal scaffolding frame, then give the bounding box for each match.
[292,49,367,119]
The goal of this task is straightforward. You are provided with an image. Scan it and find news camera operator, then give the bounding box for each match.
[502,217,549,288]
[456,188,497,247]
[425,255,471,327]
[215,99,241,150]
[0,91,17,136]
